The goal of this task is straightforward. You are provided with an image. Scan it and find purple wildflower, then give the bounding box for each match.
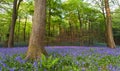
[15,56,25,63]
[33,61,38,68]
[82,67,86,71]
[9,68,15,71]
[0,61,7,67]
[107,64,113,70]
[75,61,79,65]
[2,63,7,67]
[98,67,102,71]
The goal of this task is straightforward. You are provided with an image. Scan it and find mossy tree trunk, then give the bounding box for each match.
[104,0,116,48]
[26,0,48,60]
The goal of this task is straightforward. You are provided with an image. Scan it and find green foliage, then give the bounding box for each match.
[0,0,32,45]
[0,0,120,45]
[41,54,59,69]
[0,52,120,71]
[112,7,120,45]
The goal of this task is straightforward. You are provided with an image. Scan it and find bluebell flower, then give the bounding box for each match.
[33,61,38,71]
[75,61,79,65]
[33,61,38,68]
[9,68,15,71]
[98,67,102,71]
[111,67,116,71]
[2,63,7,67]
[82,62,85,65]
[15,56,25,63]
[15,56,22,61]
[107,64,113,70]
[82,67,86,71]
[0,61,7,67]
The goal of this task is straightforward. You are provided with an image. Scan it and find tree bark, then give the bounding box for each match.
[26,0,48,60]
[58,23,61,42]
[23,16,27,42]
[104,0,116,48]
[8,0,22,47]
[17,16,21,42]
[8,0,17,47]
[77,10,82,29]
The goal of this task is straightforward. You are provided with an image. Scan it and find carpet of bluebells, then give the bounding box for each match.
[0,46,120,71]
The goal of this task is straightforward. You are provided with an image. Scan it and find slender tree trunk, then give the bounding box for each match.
[58,23,61,42]
[53,25,55,37]
[23,16,27,42]
[69,21,72,42]
[95,0,107,44]
[104,0,116,48]
[8,0,17,47]
[26,0,48,60]
[100,0,108,46]
[88,19,91,46]
[8,0,22,47]
[77,10,82,29]
[17,16,21,42]
[78,10,83,44]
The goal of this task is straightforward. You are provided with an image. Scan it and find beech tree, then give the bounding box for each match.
[8,0,22,47]
[26,0,48,60]
[104,0,116,48]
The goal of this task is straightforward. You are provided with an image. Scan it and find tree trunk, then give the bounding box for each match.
[69,21,72,42]
[58,23,61,42]
[23,16,27,42]
[104,0,116,48]
[8,0,17,47]
[8,0,22,47]
[100,0,108,46]
[77,10,82,29]
[17,16,21,42]
[26,0,48,60]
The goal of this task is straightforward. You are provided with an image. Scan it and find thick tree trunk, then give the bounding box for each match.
[104,0,116,48]
[26,0,48,60]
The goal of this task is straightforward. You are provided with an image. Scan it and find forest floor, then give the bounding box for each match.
[0,46,120,56]
[0,46,120,70]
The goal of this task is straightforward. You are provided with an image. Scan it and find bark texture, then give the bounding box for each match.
[104,0,116,48]
[26,0,48,60]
